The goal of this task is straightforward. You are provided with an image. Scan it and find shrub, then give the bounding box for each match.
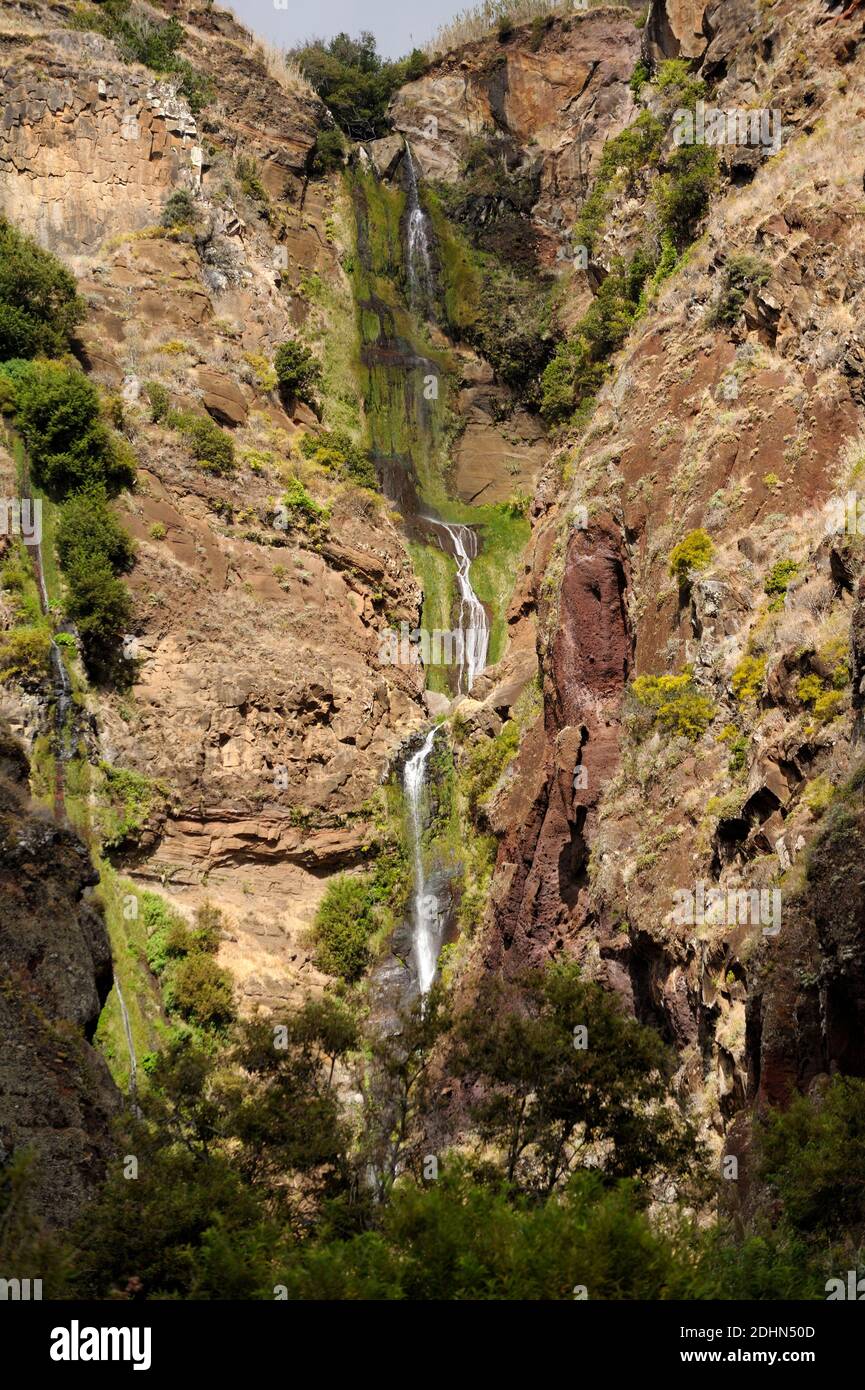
[309,129,345,176]
[70,2,214,113]
[462,721,519,815]
[0,218,84,359]
[731,654,766,703]
[668,528,714,582]
[57,491,136,575]
[575,113,664,252]
[0,626,53,690]
[169,410,235,474]
[298,428,377,489]
[64,566,132,650]
[540,249,654,425]
[313,873,377,982]
[707,253,772,327]
[97,762,168,850]
[10,362,135,498]
[656,145,717,249]
[274,340,323,405]
[145,381,170,423]
[161,189,197,228]
[292,32,427,140]
[764,558,798,604]
[165,953,235,1029]
[631,671,715,741]
[281,477,330,532]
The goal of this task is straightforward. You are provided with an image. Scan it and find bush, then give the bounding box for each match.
[668,528,714,582]
[70,2,214,113]
[656,145,717,249]
[165,953,235,1029]
[631,671,715,741]
[65,566,132,650]
[97,762,168,850]
[540,250,654,426]
[313,874,377,982]
[309,129,345,176]
[169,410,235,474]
[0,626,53,690]
[274,340,323,405]
[57,491,136,575]
[145,381,170,423]
[11,362,135,498]
[462,720,519,815]
[299,428,377,489]
[707,253,772,327]
[161,189,197,229]
[731,654,766,703]
[0,218,84,359]
[764,558,798,601]
[282,477,330,531]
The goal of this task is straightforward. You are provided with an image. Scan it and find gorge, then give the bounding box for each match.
[1,0,865,1310]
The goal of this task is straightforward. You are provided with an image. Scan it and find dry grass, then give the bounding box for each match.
[424,0,606,56]
[258,43,316,100]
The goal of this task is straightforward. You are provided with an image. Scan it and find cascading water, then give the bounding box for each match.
[404,143,435,316]
[403,726,442,994]
[421,516,489,695]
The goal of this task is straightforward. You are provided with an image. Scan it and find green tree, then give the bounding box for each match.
[0,218,84,359]
[273,339,323,406]
[450,961,699,1193]
[11,362,135,498]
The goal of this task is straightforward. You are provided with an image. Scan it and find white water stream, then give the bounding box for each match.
[403,726,442,995]
[404,143,435,315]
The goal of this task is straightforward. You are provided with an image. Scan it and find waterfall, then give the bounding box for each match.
[404,726,442,994]
[404,143,434,316]
[114,978,140,1114]
[420,516,490,695]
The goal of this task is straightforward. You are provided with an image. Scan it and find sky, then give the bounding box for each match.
[227,0,462,60]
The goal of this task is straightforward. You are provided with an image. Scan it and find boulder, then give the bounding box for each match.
[196,368,248,427]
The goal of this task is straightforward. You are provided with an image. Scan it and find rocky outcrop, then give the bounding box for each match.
[390,7,644,264]
[0,730,119,1227]
[643,0,708,63]
[485,518,631,977]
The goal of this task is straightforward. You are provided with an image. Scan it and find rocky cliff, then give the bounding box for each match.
[467,0,865,1162]
[3,0,865,1223]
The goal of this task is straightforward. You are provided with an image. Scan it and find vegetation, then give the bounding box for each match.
[0,626,53,690]
[6,361,135,498]
[312,874,379,982]
[291,32,426,139]
[668,528,714,582]
[274,340,323,407]
[541,249,654,426]
[95,763,169,851]
[0,219,84,358]
[168,409,235,475]
[67,1,214,112]
[630,671,716,741]
[707,253,772,327]
[299,429,378,490]
[764,558,798,608]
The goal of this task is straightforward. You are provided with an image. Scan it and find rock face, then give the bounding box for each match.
[643,0,708,62]
[0,2,323,257]
[469,0,865,1158]
[390,7,644,264]
[0,0,428,1013]
[0,730,119,1227]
